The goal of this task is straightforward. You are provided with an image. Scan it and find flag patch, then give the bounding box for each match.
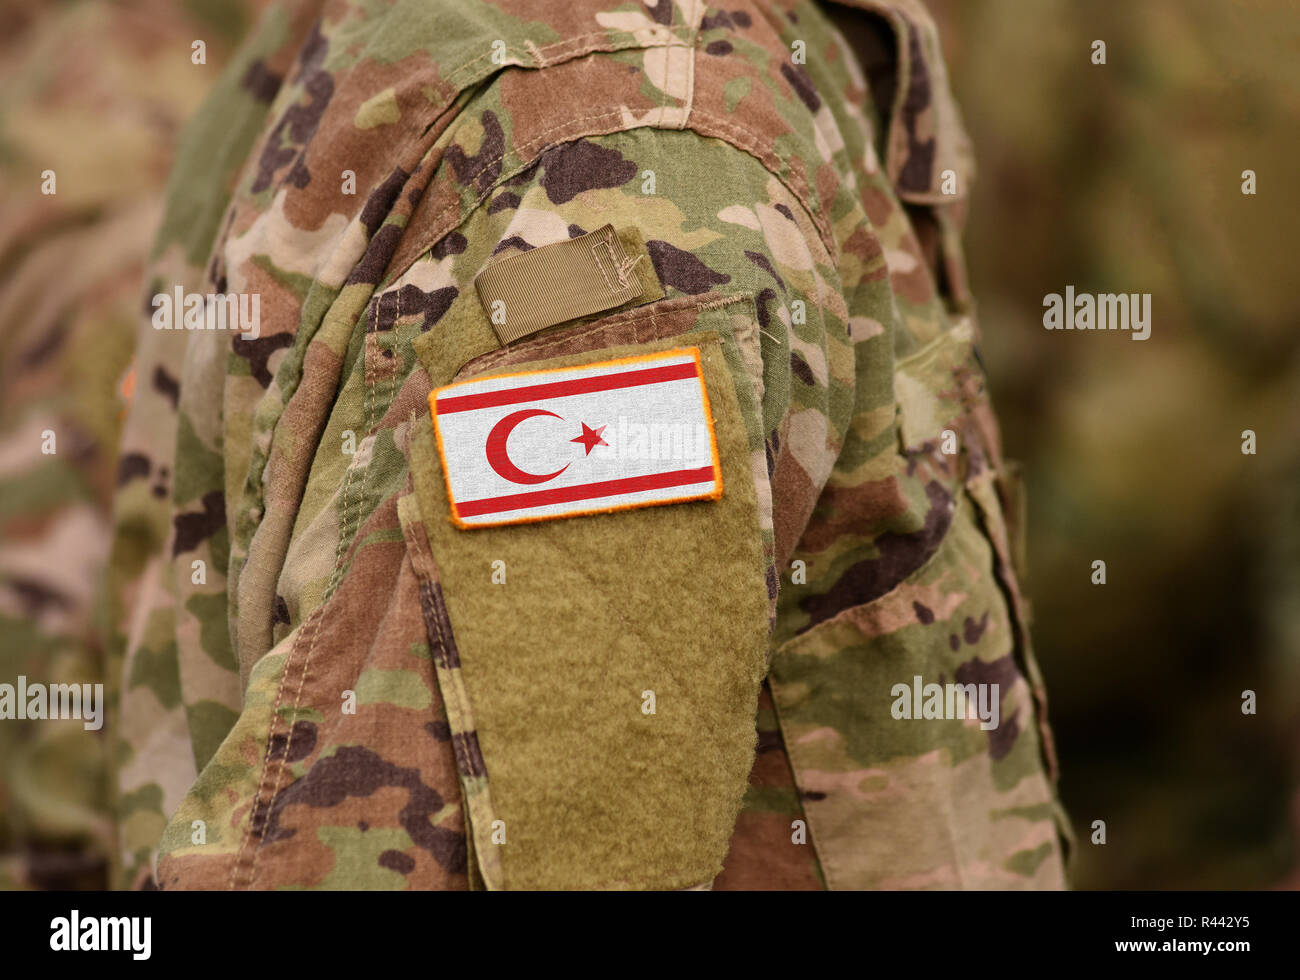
[429,347,722,528]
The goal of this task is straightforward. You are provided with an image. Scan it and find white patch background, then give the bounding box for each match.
[432,349,719,525]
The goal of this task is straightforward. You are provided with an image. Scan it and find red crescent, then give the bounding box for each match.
[485,409,570,485]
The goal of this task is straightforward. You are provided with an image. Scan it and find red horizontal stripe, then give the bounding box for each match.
[456,466,717,517]
[437,361,698,415]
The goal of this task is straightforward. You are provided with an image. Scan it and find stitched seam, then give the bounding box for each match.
[250,313,380,886]
[658,40,670,128]
[397,36,837,298]
[490,301,698,360]
[258,35,692,362]
[234,296,381,890]
[398,498,498,886]
[469,305,696,371]
[686,109,835,258]
[442,29,691,87]
[224,33,709,888]
[403,29,691,173]
[590,240,617,291]
[398,103,674,281]
[434,108,634,224]
[432,105,834,270]
[387,107,638,290]
[229,605,317,889]
[226,626,279,888]
[680,0,703,130]
[243,612,318,889]
[617,251,644,287]
[523,39,546,68]
[694,294,751,311]
[605,239,626,287]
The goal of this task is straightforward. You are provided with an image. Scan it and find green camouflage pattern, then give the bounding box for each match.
[931,0,1300,890]
[0,0,261,889]
[28,0,1068,889]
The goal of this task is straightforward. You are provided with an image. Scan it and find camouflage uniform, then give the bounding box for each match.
[104,0,1071,890]
[0,0,257,889]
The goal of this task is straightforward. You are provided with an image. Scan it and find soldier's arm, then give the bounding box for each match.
[393,125,856,889]
[131,0,1068,891]
[147,114,852,889]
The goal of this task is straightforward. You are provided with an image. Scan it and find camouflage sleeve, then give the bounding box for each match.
[146,122,851,889]
[397,125,855,890]
[114,0,1069,891]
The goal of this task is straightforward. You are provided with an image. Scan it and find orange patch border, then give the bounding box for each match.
[428,346,724,530]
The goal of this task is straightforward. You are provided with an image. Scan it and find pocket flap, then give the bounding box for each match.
[405,314,772,889]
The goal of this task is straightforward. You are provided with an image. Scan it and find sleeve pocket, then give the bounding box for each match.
[402,293,776,889]
[767,317,1072,889]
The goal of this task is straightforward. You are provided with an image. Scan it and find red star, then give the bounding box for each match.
[571,422,608,455]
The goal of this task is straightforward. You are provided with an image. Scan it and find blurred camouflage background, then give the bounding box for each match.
[928,0,1300,889]
[0,0,263,888]
[1,0,1296,889]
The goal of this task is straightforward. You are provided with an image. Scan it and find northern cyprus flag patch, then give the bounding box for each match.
[429,347,722,528]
